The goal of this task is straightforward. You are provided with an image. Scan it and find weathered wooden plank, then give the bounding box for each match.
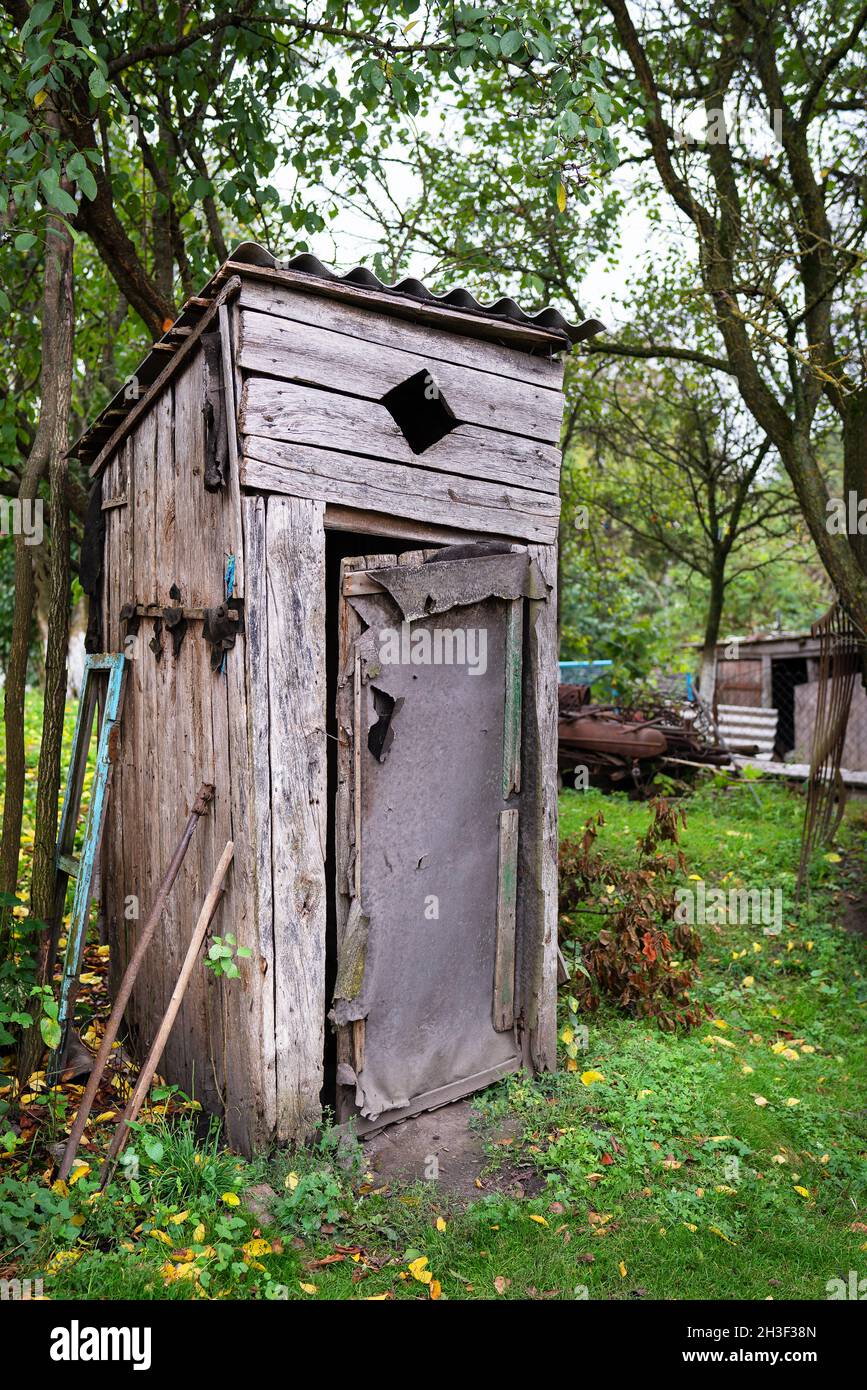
[238,309,564,444]
[516,542,558,1070]
[241,493,276,1139]
[241,439,560,545]
[239,279,565,389]
[503,598,524,798]
[265,495,327,1143]
[494,809,520,1031]
[239,379,560,494]
[219,301,245,596]
[324,504,494,548]
[172,357,223,1116]
[128,408,160,1040]
[152,386,187,1087]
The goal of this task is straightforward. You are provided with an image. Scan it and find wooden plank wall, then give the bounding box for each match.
[101,350,267,1153]
[236,282,565,546]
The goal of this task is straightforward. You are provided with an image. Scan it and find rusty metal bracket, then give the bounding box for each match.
[202,599,244,671]
[121,592,243,671]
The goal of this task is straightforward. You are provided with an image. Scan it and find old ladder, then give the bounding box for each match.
[47,652,126,1082]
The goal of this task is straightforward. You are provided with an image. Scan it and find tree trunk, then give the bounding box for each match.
[697,558,726,709]
[0,200,73,902]
[8,186,75,1083]
[30,213,74,928]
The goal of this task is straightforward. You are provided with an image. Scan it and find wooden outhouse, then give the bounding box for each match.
[75,243,602,1153]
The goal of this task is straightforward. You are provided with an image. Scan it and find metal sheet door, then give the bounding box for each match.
[332,551,528,1131]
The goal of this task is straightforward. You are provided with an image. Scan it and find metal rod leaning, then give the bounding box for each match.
[57,783,215,1181]
[99,839,235,1189]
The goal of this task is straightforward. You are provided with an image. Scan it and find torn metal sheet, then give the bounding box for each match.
[364,551,547,623]
[335,590,521,1125]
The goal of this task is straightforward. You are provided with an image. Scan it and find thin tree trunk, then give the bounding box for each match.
[698,559,726,709]
[31,214,74,928]
[0,192,73,901]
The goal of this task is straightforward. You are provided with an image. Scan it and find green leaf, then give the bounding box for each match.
[88,68,109,100]
[499,31,523,57]
[40,1015,61,1049]
[14,233,37,251]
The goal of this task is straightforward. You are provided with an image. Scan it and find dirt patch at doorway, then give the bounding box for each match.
[362,1097,545,1204]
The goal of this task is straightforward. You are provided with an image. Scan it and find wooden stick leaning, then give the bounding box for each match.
[58,783,215,1181]
[99,839,235,1189]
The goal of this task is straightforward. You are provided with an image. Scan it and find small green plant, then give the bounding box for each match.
[121,1112,243,1205]
[205,933,251,980]
[278,1168,345,1236]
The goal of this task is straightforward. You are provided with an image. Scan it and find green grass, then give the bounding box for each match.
[3,708,867,1300]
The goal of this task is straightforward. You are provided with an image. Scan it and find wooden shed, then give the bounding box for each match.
[75,243,603,1154]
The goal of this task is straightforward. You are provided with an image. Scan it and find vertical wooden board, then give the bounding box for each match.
[152,386,188,1087]
[109,441,134,1003]
[122,414,158,1043]
[241,493,276,1138]
[266,495,327,1143]
[503,598,524,798]
[170,364,222,1112]
[100,454,120,996]
[516,542,558,1070]
[494,809,519,1031]
[172,351,226,605]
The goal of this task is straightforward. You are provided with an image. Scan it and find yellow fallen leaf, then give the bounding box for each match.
[528,1214,548,1227]
[97,945,111,958]
[682,1222,697,1233]
[435,1217,447,1232]
[793,1186,810,1198]
[69,1213,85,1228]
[638,1089,654,1098]
[366,1293,390,1300]
[408,1256,432,1284]
[824,852,841,863]
[709,1226,737,1245]
[221,1192,240,1206]
[753,1094,768,1106]
[556,182,567,213]
[69,1163,90,1185]
[580,1070,605,1086]
[784,1097,800,1107]
[741,1065,754,1075]
[429,1279,441,1300]
[285,1172,299,1191]
[78,972,101,986]
[51,1179,69,1197]
[742,976,755,988]
[150,1229,174,1246]
[243,1238,273,1259]
[560,1027,574,1045]
[299,1282,318,1295]
[193,1223,206,1243]
[618,1261,627,1277]
[713,1019,729,1030]
[565,1057,578,1072]
[46,1250,82,1273]
[169,1210,189,1224]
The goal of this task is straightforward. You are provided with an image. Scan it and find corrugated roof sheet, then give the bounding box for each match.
[230,241,605,344]
[74,241,604,465]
